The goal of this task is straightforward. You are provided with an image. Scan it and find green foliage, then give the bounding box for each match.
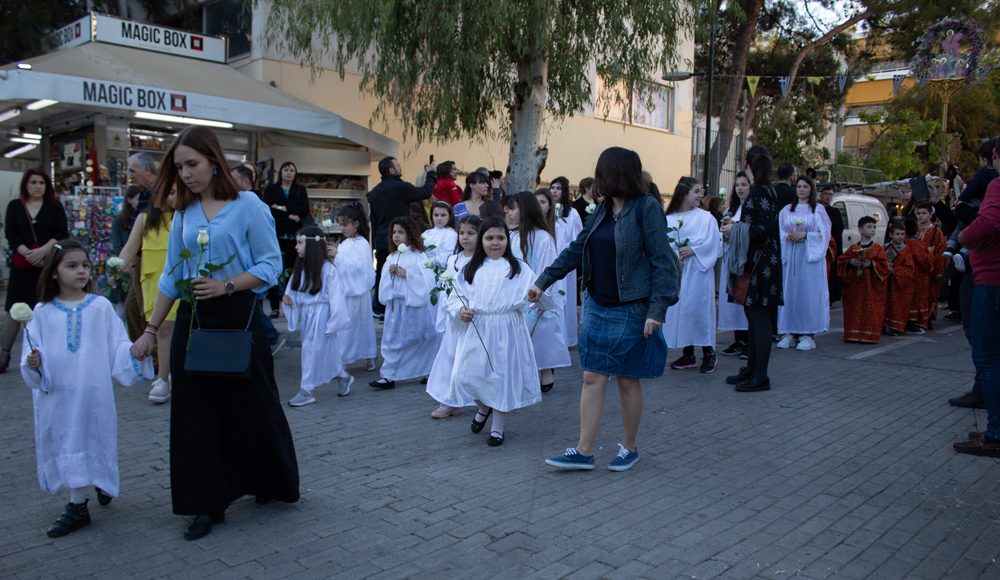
[859,108,939,180]
[753,92,831,168]
[260,0,692,144]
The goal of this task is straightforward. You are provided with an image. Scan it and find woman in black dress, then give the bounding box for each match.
[1,169,68,372]
[261,162,310,317]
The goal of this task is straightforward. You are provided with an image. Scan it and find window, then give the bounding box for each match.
[593,76,674,131]
[205,0,251,60]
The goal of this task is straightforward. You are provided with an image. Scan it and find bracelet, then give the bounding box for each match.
[143,328,157,337]
[145,323,159,332]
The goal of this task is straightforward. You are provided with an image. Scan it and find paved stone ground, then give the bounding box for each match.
[1,306,999,579]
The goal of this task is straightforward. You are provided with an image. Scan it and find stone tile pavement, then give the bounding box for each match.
[1,307,999,579]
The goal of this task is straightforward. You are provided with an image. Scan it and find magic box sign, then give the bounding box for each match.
[93,14,227,63]
[82,80,189,114]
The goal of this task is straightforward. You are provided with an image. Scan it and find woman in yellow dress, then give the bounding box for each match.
[120,188,179,404]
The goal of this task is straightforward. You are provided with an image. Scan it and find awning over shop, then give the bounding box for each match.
[0,42,397,156]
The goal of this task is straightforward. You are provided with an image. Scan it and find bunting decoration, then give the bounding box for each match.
[779,76,791,99]
[746,76,761,98]
[837,75,848,94]
[807,76,822,85]
[892,74,906,95]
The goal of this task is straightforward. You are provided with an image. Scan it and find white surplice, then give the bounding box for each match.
[421,226,458,267]
[778,203,831,335]
[426,252,472,406]
[443,258,542,412]
[334,236,377,364]
[662,208,722,348]
[509,228,571,370]
[555,210,584,348]
[20,295,154,497]
[282,261,350,391]
[718,205,748,331]
[378,249,441,381]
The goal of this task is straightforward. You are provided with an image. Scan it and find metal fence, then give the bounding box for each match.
[691,124,744,198]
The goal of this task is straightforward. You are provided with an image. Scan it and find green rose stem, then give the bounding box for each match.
[446,279,494,373]
[23,326,42,380]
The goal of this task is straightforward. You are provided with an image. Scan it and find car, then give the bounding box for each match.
[830,193,889,249]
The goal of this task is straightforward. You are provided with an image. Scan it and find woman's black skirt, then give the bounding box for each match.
[5,266,41,311]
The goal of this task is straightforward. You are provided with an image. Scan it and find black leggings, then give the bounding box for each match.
[744,304,777,380]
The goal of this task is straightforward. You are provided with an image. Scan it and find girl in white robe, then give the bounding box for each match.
[505,192,571,392]
[371,217,441,388]
[283,228,354,407]
[333,205,377,371]
[777,177,832,351]
[421,201,459,267]
[20,241,153,538]
[426,216,480,418]
[718,173,751,356]
[662,178,722,373]
[444,217,543,446]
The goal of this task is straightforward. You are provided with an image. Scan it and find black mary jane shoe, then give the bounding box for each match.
[47,500,91,538]
[95,487,112,506]
[368,378,395,390]
[184,513,224,541]
[471,408,493,434]
[487,431,505,447]
[540,382,554,393]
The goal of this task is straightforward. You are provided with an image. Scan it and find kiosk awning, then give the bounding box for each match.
[0,42,397,156]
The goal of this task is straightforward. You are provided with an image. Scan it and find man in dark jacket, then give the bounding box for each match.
[368,157,437,316]
[821,186,844,303]
[773,164,797,211]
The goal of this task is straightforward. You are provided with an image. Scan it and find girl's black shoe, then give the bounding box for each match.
[96,487,112,506]
[47,500,91,538]
[488,431,505,446]
[471,408,493,434]
[540,382,554,393]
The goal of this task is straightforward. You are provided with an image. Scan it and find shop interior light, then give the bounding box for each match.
[26,99,59,111]
[4,143,37,158]
[16,63,32,70]
[10,136,41,144]
[0,108,22,123]
[134,111,234,129]
[20,132,42,140]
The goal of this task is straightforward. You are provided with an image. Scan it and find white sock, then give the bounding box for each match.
[490,411,506,435]
[69,487,88,504]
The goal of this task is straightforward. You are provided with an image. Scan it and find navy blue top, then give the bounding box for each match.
[588,211,620,306]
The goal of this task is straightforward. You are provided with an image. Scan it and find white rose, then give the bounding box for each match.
[196,228,210,246]
[106,256,124,269]
[423,259,434,268]
[586,203,596,214]
[441,270,455,282]
[321,218,334,228]
[397,243,410,254]
[10,302,33,323]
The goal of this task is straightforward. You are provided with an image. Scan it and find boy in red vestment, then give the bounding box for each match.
[884,221,920,336]
[838,216,889,343]
[915,202,947,328]
[902,218,932,333]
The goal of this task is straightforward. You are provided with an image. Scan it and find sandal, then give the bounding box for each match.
[471,408,493,434]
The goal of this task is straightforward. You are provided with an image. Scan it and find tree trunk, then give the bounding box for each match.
[707,0,764,194]
[505,13,549,196]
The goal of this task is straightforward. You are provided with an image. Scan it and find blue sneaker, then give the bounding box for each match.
[544,448,595,470]
[608,444,639,472]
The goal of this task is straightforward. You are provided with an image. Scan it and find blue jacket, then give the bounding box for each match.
[535,194,679,322]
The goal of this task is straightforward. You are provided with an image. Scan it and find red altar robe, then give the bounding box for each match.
[885,241,919,333]
[917,224,947,326]
[905,238,932,329]
[838,242,889,343]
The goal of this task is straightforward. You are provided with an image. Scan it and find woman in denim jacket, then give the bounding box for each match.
[530,147,679,472]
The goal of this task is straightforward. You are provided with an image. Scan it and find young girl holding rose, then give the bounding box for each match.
[21,240,153,537]
[421,201,458,267]
[333,204,377,371]
[426,215,481,418]
[370,217,440,389]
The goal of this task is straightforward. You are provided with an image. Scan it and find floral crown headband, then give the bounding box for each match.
[299,235,325,242]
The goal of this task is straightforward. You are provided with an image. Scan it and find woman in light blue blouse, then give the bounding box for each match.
[130,127,299,541]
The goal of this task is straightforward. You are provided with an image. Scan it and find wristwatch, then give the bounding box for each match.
[224,280,236,296]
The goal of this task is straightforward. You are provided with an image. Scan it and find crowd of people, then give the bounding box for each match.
[6,127,1000,542]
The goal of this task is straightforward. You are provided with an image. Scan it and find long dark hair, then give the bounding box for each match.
[279,161,298,185]
[729,171,750,216]
[665,176,700,215]
[430,200,457,230]
[455,215,482,255]
[290,226,327,295]
[335,202,370,239]
[535,188,556,227]
[745,145,772,187]
[19,168,59,205]
[37,240,94,302]
[462,171,490,201]
[479,200,503,219]
[593,147,645,200]
[154,127,240,211]
[143,204,172,235]
[118,185,142,229]
[409,201,431,231]
[463,217,521,284]
[388,216,426,253]
[790,176,817,213]
[551,176,572,218]
[505,191,553,259]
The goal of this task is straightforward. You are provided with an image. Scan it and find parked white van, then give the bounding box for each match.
[829,193,889,249]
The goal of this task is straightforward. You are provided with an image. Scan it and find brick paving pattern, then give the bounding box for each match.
[1,309,998,578]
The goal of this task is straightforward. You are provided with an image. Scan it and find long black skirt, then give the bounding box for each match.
[5,266,41,310]
[169,291,299,516]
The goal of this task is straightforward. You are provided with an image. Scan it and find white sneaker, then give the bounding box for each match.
[796,336,817,351]
[338,374,354,397]
[288,390,315,407]
[776,334,796,349]
[953,253,966,273]
[148,378,171,403]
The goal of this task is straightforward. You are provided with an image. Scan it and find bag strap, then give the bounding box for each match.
[22,201,38,245]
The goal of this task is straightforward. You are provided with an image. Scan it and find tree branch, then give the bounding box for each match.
[783,8,875,101]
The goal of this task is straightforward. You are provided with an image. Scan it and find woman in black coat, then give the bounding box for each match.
[1,169,68,372]
[261,162,310,316]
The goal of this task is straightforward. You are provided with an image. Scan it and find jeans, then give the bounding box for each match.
[259,300,279,345]
[960,263,981,398]
[972,285,1000,439]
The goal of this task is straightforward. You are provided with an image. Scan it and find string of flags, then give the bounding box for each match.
[740,66,995,99]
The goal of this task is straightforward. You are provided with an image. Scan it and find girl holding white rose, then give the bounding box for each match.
[20,240,154,538]
[332,204,378,372]
[421,201,458,266]
[663,177,722,373]
[370,217,441,390]
[129,127,298,541]
[776,175,831,351]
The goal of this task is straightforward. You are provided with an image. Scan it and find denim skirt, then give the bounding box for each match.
[578,293,667,379]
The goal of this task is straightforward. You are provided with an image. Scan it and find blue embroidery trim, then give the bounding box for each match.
[50,295,98,353]
[130,355,155,381]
